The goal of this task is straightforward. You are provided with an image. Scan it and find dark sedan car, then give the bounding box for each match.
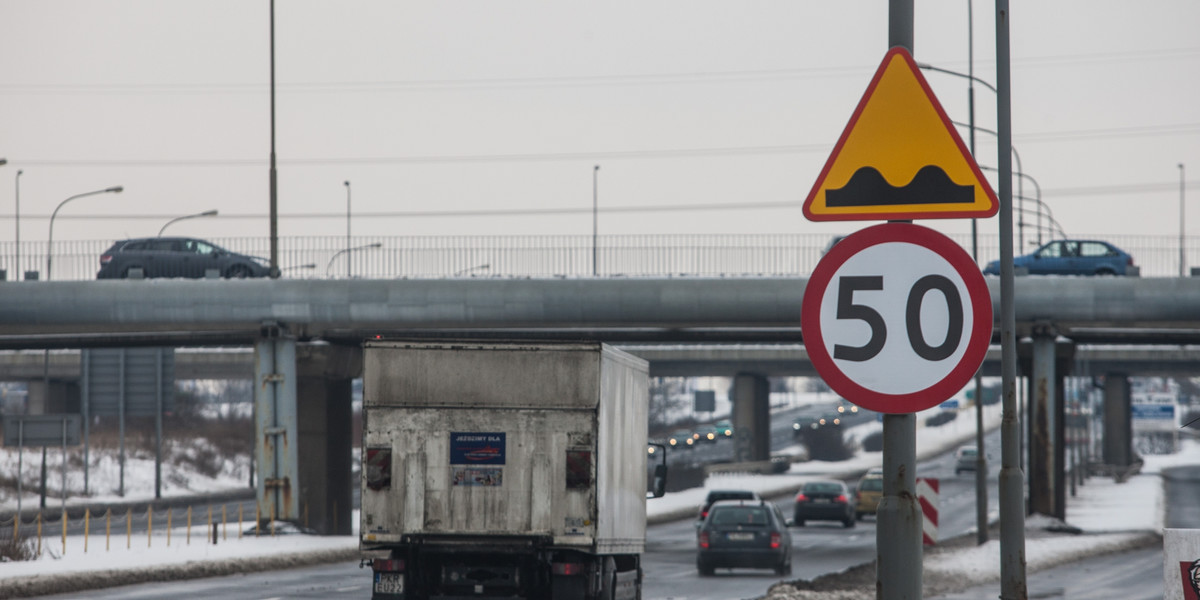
[97,237,270,279]
[696,499,792,576]
[793,479,856,528]
[982,239,1136,276]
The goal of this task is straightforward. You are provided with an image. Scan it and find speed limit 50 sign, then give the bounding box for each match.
[801,223,992,414]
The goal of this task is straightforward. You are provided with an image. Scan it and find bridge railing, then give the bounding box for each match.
[0,233,1195,281]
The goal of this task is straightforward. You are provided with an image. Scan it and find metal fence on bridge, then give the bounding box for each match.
[0,233,1196,281]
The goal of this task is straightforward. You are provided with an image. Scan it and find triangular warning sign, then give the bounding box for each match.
[803,47,998,222]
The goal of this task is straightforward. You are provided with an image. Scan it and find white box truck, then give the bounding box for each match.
[359,340,664,600]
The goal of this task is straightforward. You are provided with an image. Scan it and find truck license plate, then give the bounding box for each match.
[727,532,754,541]
[374,573,404,595]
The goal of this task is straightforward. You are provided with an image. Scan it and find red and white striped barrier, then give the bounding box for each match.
[917,477,939,546]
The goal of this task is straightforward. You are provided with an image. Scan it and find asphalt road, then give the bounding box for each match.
[32,426,1199,600]
[640,426,1002,600]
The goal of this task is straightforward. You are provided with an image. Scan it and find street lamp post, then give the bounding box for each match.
[919,64,1032,248]
[326,242,382,278]
[922,7,992,547]
[1181,163,1187,277]
[978,166,1058,244]
[592,165,599,276]
[454,263,490,277]
[47,186,123,280]
[15,168,22,279]
[281,263,317,276]
[158,209,218,237]
[947,119,1029,247]
[344,180,352,277]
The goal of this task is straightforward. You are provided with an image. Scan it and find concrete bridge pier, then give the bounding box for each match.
[295,343,359,535]
[254,332,300,529]
[254,332,360,535]
[731,373,771,462]
[1020,331,1073,520]
[1102,373,1134,468]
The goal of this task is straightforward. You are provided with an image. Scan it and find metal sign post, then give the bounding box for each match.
[802,223,991,598]
[799,4,1006,595]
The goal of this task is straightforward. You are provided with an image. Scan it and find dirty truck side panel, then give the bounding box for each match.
[359,341,648,556]
[595,345,651,554]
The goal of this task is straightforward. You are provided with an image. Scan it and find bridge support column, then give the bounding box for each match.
[731,373,770,462]
[295,344,360,535]
[1102,373,1133,467]
[254,332,300,527]
[1020,330,1073,520]
[255,333,360,535]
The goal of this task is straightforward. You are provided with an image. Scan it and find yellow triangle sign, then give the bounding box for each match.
[803,47,998,221]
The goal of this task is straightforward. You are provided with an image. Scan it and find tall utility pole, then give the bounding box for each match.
[997,0,1029,598]
[967,0,989,547]
[268,0,280,279]
[345,180,352,277]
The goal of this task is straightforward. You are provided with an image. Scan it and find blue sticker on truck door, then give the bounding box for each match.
[450,432,506,465]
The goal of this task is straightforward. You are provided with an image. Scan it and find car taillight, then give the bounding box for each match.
[836,494,848,503]
[770,532,781,549]
[700,510,708,520]
[100,254,112,265]
[795,493,808,502]
[698,532,710,549]
[373,558,405,573]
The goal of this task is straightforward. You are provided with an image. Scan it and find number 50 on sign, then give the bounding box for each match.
[801,223,992,414]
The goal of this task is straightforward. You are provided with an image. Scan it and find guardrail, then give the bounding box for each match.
[2,232,1198,281]
[1,500,335,559]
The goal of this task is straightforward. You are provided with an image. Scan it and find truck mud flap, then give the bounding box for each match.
[614,569,639,600]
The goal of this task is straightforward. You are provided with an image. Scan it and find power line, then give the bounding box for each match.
[2,47,1196,96]
[0,65,872,96]
[1044,180,1198,198]
[1017,123,1200,143]
[13,144,833,167]
[0,200,804,222]
[13,118,1200,168]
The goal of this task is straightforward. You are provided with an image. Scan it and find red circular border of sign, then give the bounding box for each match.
[801,223,993,414]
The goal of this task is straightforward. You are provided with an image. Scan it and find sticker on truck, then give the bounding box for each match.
[452,467,503,487]
[450,432,506,465]
[365,447,392,491]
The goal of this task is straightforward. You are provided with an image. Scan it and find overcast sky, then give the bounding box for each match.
[1,1,1196,249]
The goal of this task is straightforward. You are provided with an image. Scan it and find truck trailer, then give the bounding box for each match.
[360,340,660,600]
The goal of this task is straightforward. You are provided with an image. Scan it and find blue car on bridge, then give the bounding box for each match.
[983,239,1136,276]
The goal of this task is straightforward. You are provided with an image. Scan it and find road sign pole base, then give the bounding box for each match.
[877,413,922,599]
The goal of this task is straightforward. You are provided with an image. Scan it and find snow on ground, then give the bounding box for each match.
[0,517,359,580]
[0,435,251,515]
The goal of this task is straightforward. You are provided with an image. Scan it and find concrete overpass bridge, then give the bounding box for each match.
[2,276,1198,532]
[7,343,1200,383]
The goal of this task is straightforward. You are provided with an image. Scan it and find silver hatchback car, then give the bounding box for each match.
[955,446,979,475]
